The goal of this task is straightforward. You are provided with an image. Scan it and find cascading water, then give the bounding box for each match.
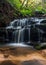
[5,17,46,47]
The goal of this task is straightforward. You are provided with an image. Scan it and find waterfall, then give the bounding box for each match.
[5,17,46,46]
[16,30,21,43]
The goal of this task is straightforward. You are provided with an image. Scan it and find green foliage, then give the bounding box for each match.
[7,0,22,11]
[7,0,46,17]
[20,9,32,16]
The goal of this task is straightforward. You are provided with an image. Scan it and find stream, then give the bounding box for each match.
[0,17,46,48]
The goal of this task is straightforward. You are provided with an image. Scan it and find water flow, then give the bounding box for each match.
[27,25,31,44]
[6,17,46,45]
[18,30,21,43]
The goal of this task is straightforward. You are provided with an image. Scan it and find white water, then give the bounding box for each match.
[5,18,46,47]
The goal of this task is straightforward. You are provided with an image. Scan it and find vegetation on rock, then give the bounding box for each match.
[0,0,46,25]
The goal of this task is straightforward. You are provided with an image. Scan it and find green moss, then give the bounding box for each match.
[34,45,41,50]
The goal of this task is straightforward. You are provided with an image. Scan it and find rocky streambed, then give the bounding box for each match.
[0,47,46,65]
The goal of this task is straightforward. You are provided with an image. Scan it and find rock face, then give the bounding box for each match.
[20,60,43,65]
[0,61,16,65]
[0,0,16,27]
